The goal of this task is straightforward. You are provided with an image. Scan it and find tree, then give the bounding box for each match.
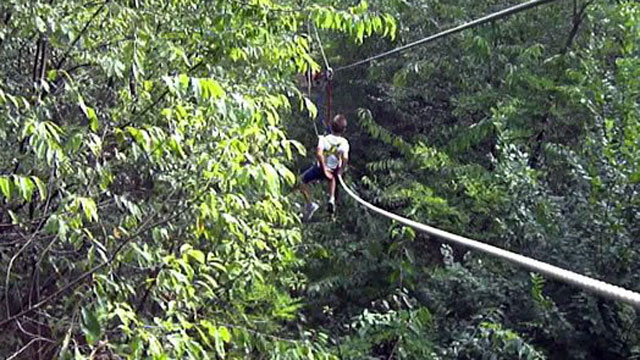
[0,0,394,358]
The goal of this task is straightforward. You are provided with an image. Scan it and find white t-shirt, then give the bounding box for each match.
[317,134,349,170]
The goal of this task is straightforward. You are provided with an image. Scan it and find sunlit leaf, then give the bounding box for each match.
[14,176,34,202]
[31,176,47,199]
[0,177,11,200]
[78,197,98,222]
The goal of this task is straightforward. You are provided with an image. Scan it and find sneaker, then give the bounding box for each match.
[327,198,335,214]
[304,202,320,221]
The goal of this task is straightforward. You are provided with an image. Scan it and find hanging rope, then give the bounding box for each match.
[335,0,562,72]
[326,73,333,129]
[338,176,640,309]
[308,72,319,136]
[312,22,334,134]
[315,80,327,133]
[313,22,331,71]
[307,18,319,136]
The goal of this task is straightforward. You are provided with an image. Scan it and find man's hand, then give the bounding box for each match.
[338,154,348,178]
[323,167,334,180]
[316,145,332,180]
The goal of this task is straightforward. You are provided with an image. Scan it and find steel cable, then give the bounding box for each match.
[339,176,640,309]
[336,0,562,72]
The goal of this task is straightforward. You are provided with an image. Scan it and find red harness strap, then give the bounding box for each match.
[327,78,332,128]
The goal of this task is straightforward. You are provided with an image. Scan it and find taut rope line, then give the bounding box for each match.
[336,0,562,72]
[339,176,640,309]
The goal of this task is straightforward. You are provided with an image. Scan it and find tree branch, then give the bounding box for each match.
[563,0,593,53]
[32,38,42,84]
[56,2,107,69]
[7,337,52,360]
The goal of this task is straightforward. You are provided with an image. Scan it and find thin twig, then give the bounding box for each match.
[15,319,55,344]
[7,337,52,360]
[5,164,56,317]
[34,235,59,269]
[56,2,107,69]
[387,336,402,360]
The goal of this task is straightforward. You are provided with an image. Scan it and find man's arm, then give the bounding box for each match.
[336,153,348,177]
[316,145,334,180]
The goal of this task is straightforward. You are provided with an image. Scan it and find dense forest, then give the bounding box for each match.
[0,0,638,358]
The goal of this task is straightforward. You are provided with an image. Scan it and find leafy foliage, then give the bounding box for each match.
[1,0,639,359]
[0,0,394,358]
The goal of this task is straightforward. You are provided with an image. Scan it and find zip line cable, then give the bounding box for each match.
[313,22,331,71]
[309,0,562,127]
[336,0,562,72]
[316,0,640,309]
[338,176,640,309]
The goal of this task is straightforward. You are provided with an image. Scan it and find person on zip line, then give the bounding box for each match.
[299,114,349,221]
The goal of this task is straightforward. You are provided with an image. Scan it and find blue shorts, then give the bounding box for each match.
[301,164,332,184]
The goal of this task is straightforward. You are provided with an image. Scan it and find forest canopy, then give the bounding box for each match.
[0,0,639,359]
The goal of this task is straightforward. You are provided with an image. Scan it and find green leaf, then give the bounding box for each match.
[81,308,101,344]
[217,326,231,343]
[289,140,307,156]
[178,73,189,89]
[210,261,227,273]
[103,57,125,78]
[43,215,60,235]
[202,273,219,288]
[214,326,226,356]
[132,243,153,263]
[281,167,296,185]
[78,95,98,131]
[180,243,193,254]
[356,22,365,42]
[31,176,47,199]
[14,176,34,201]
[209,80,226,98]
[200,79,226,99]
[188,249,206,264]
[78,197,98,221]
[87,107,98,132]
[0,176,11,200]
[47,70,58,81]
[262,163,280,194]
[303,97,318,119]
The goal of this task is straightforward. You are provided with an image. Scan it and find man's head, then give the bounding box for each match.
[330,114,347,135]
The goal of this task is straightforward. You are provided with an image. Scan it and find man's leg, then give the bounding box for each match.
[327,175,336,214]
[299,165,316,204]
[299,182,312,204]
[300,165,322,220]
